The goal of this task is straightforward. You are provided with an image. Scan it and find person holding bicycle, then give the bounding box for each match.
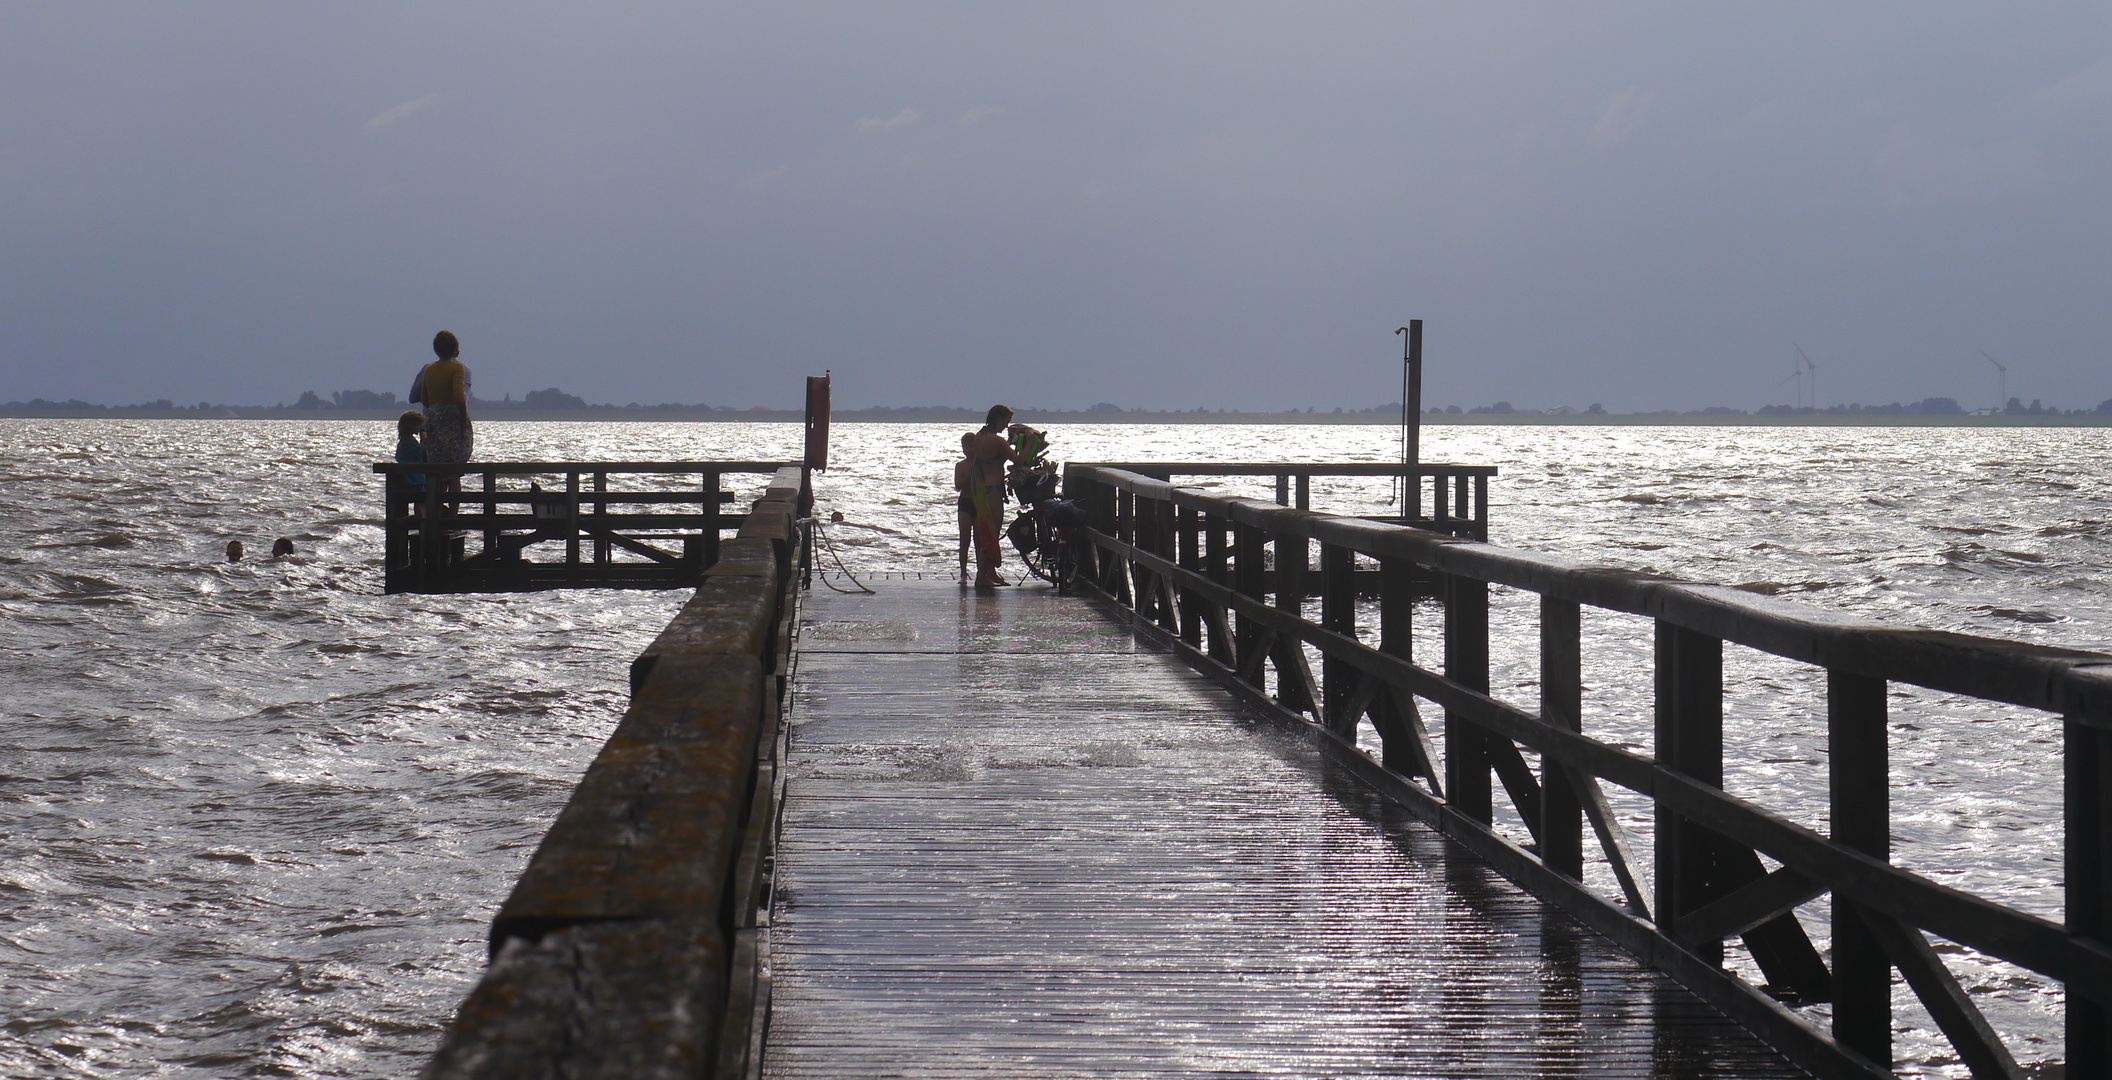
[967,405,1026,590]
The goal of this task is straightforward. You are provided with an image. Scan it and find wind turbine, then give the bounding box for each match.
[1794,344,1819,409]
[1982,352,2008,413]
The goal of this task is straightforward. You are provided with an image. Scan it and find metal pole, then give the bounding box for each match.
[1396,320,1423,504]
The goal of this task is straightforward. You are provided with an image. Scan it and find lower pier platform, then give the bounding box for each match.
[767,579,1804,1078]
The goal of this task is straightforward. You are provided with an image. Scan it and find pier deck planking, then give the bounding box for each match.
[765,580,1803,1078]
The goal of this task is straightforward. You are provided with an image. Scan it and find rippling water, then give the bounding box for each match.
[4,419,2106,1076]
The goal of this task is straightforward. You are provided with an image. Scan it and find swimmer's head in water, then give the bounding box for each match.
[398,411,425,437]
[225,540,244,562]
[271,538,295,558]
[433,330,459,359]
[829,510,845,523]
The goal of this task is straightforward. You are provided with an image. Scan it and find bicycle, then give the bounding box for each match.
[1008,489,1085,592]
[1003,428,1084,592]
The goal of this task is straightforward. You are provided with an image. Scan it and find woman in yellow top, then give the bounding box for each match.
[409,330,474,465]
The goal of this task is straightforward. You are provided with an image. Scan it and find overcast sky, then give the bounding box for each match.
[3,4,2108,411]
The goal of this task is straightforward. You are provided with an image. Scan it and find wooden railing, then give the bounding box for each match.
[422,467,803,1080]
[371,460,797,594]
[1084,461,1495,540]
[1067,463,2112,1080]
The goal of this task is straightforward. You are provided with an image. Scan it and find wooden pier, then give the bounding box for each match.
[769,579,1801,1077]
[414,460,2112,1080]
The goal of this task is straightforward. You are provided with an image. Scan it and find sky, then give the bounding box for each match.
[2,3,2109,412]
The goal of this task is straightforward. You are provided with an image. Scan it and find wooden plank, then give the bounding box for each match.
[1233,523,1267,692]
[374,459,796,474]
[771,581,1810,1080]
[1444,572,1491,822]
[1677,868,1824,947]
[1075,461,1499,478]
[1655,622,1723,963]
[1860,910,2023,1079]
[1320,543,1356,738]
[1830,669,1892,1061]
[2070,714,2112,1079]
[1177,506,1203,648]
[1382,684,1442,793]
[1540,597,1584,878]
[1069,580,1883,1080]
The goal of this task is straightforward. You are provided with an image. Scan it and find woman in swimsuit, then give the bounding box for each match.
[967,405,1026,589]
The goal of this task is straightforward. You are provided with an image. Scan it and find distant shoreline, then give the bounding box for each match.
[3,405,2110,427]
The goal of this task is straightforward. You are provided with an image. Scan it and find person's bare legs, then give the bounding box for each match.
[957,511,973,581]
[972,507,1009,589]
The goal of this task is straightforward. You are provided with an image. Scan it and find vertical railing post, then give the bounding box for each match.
[1275,473,1289,506]
[420,467,442,590]
[593,471,608,565]
[1177,505,1202,647]
[1654,621,1724,963]
[2068,714,2112,1078]
[565,471,581,565]
[1830,670,1892,1065]
[1443,572,1491,821]
[1115,488,1136,607]
[1233,521,1267,690]
[1377,556,1419,776]
[1081,475,1114,583]
[1435,470,1452,525]
[1295,473,1310,511]
[482,471,498,561]
[1320,542,1355,737]
[1274,527,1314,717]
[1158,499,1179,631]
[1540,597,1584,878]
[1474,473,1489,540]
[1131,488,1155,616]
[1204,512,1232,664]
[383,470,403,589]
[702,471,720,569]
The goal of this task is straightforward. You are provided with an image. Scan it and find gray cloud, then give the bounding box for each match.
[364,95,436,132]
[1,3,2109,413]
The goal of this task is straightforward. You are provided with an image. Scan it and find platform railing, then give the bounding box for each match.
[1084,461,1494,540]
[371,460,797,594]
[1067,463,2112,1080]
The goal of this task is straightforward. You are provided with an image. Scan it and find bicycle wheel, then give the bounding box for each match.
[1014,508,1058,584]
[1053,534,1077,593]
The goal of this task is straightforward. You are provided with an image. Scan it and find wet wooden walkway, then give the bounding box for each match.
[766,580,1807,1078]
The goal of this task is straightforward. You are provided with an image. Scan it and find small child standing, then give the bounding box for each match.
[396,411,427,491]
[954,432,976,580]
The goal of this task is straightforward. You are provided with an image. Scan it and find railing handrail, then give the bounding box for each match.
[370,459,798,475]
[1073,464,2112,722]
[1078,460,1498,478]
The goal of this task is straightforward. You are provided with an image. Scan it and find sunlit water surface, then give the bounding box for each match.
[3,420,2106,1077]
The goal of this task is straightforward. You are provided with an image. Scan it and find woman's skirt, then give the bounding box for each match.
[423,402,474,463]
